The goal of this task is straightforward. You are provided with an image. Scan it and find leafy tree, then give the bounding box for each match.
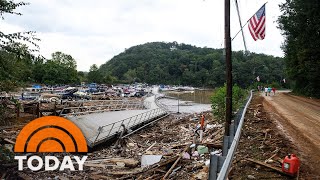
[211,84,246,122]
[278,0,320,98]
[98,42,285,88]
[0,1,39,54]
[87,64,102,83]
[77,71,87,83]
[0,0,39,91]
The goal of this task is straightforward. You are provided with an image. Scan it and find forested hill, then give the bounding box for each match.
[99,42,284,88]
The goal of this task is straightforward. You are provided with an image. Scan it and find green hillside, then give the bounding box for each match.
[99,42,284,88]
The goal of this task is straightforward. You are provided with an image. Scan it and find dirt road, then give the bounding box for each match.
[263,91,320,175]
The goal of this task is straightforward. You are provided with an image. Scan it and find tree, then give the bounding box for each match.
[0,0,39,91]
[50,51,78,83]
[278,0,320,98]
[0,1,39,54]
[78,71,87,83]
[31,52,80,85]
[87,64,102,83]
[98,42,284,88]
[51,51,77,69]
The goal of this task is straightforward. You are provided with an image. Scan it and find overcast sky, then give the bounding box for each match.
[2,0,285,71]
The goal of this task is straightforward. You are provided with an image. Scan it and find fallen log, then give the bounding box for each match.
[204,142,222,149]
[84,163,108,169]
[84,158,139,169]
[106,168,144,176]
[108,158,139,168]
[245,158,290,176]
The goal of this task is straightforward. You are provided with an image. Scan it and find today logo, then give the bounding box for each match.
[14,116,88,171]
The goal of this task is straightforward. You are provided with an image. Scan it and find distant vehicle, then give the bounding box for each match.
[21,92,40,100]
[56,88,78,100]
[39,94,60,102]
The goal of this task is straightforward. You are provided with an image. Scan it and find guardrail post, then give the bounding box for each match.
[209,154,218,180]
[209,155,226,180]
[222,136,230,156]
[218,156,226,172]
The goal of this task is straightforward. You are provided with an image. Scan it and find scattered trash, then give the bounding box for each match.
[116,162,125,168]
[141,155,162,167]
[190,144,196,148]
[183,152,191,159]
[0,112,225,179]
[197,145,209,154]
[205,159,210,166]
[247,175,256,179]
[192,151,199,157]
[190,117,199,121]
[128,143,135,147]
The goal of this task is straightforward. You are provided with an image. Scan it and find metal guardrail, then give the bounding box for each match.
[90,108,167,147]
[155,95,170,112]
[209,90,253,180]
[59,100,150,116]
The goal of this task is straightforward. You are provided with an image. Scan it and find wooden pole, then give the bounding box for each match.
[225,0,232,136]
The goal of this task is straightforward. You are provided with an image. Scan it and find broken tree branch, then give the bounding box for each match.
[162,144,190,179]
[245,158,290,176]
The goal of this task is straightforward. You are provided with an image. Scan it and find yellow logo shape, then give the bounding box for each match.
[14,116,87,153]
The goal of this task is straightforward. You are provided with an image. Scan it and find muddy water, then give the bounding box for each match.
[160,89,214,114]
[164,89,214,104]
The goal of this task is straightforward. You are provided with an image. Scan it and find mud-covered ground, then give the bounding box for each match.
[230,93,319,179]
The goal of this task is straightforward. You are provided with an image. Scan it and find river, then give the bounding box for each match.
[158,89,214,114]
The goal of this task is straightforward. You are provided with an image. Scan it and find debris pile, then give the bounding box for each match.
[83,112,224,179]
[0,112,225,179]
[229,95,312,179]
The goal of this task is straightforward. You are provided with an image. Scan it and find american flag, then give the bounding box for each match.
[248,4,266,41]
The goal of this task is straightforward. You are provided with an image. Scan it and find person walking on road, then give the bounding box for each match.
[268,87,272,96]
[272,87,276,95]
[264,87,268,96]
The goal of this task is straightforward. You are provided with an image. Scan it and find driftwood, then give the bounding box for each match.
[205,142,222,149]
[245,158,290,176]
[171,142,191,149]
[109,158,139,168]
[106,168,144,176]
[4,138,15,144]
[264,148,280,163]
[162,144,190,179]
[84,163,107,169]
[85,158,139,168]
[90,174,111,180]
[145,142,157,152]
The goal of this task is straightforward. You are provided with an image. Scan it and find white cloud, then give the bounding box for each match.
[2,0,285,71]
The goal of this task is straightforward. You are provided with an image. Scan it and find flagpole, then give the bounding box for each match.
[232,2,268,41]
[234,0,248,52]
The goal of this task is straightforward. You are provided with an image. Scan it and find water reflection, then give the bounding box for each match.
[164,89,214,104]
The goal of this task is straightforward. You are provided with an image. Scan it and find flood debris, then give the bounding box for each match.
[229,95,313,179]
[0,111,224,179]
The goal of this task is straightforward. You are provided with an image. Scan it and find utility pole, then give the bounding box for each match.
[225,0,232,136]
